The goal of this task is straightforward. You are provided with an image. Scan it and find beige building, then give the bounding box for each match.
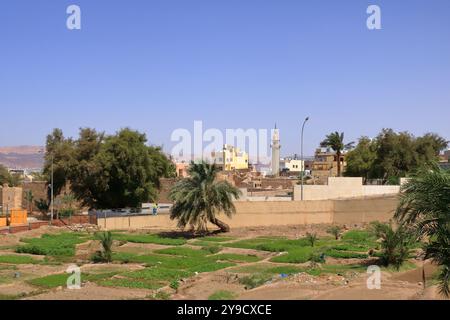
[211,145,249,171]
[311,148,347,184]
[175,161,189,178]
[281,158,304,172]
[0,185,23,213]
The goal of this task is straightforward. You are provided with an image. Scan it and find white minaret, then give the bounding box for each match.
[271,124,281,177]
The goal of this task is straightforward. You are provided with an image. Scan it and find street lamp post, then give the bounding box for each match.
[301,117,310,201]
[50,154,54,226]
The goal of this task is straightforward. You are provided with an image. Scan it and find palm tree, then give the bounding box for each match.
[169,161,241,233]
[320,132,354,177]
[395,165,450,297]
[370,221,414,270]
[93,231,113,263]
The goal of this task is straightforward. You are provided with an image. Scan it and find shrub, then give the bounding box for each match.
[325,249,368,259]
[16,233,87,257]
[154,247,209,257]
[91,231,113,263]
[239,274,272,289]
[270,247,314,263]
[372,222,414,270]
[327,226,342,240]
[170,280,180,291]
[342,230,373,242]
[202,246,221,254]
[306,232,318,247]
[113,233,186,245]
[208,290,237,300]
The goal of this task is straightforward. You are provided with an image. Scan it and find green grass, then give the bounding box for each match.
[154,247,210,257]
[324,250,368,259]
[187,262,235,273]
[213,253,261,263]
[124,267,192,282]
[113,233,186,245]
[330,244,373,252]
[208,290,237,300]
[196,236,235,243]
[0,255,40,264]
[98,277,165,290]
[270,247,314,263]
[16,233,88,257]
[27,273,68,288]
[113,251,237,272]
[224,237,289,250]
[342,230,374,242]
[98,266,192,290]
[28,272,117,288]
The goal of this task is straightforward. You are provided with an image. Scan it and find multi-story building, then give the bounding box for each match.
[211,145,249,171]
[280,156,304,173]
[175,161,189,178]
[0,186,23,213]
[311,148,347,184]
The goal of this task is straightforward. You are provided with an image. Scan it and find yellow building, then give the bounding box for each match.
[211,144,249,171]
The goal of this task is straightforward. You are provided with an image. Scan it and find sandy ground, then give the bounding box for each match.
[24,282,153,300]
[1,226,448,300]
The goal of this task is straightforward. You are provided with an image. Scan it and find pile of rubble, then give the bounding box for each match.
[68,223,100,233]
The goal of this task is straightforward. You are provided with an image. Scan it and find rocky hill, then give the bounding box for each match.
[0,146,44,169]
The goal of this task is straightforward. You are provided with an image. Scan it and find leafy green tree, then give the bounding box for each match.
[320,132,354,176]
[0,164,9,185]
[345,129,447,182]
[0,165,22,187]
[169,161,241,233]
[306,232,318,247]
[327,225,342,240]
[43,128,175,209]
[345,137,377,180]
[395,166,450,297]
[67,128,106,209]
[34,198,49,217]
[91,129,164,208]
[43,128,75,200]
[373,129,447,180]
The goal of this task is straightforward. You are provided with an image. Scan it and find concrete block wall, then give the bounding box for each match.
[294,177,400,201]
[97,197,397,231]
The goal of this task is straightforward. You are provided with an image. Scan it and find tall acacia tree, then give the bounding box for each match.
[169,161,241,233]
[43,127,175,209]
[320,131,354,177]
[395,165,450,297]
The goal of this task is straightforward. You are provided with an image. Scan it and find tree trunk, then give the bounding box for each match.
[337,151,342,177]
[209,217,230,233]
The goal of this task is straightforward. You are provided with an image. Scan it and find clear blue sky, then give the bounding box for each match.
[1,0,449,156]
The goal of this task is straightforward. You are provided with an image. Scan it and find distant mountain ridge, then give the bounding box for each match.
[0,146,44,169]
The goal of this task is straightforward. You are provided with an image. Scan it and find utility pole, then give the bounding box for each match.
[301,117,310,201]
[50,154,54,226]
